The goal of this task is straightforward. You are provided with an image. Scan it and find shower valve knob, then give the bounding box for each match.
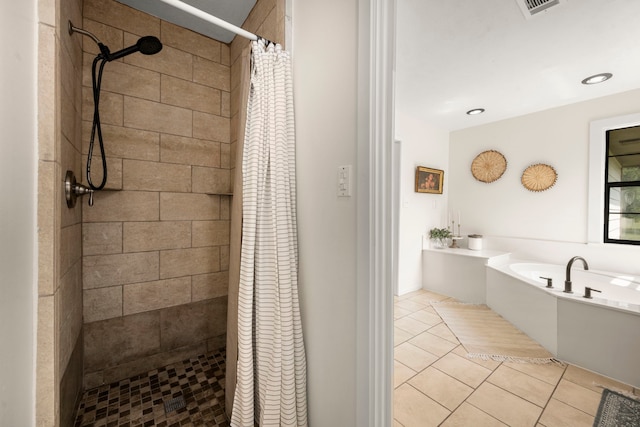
[65,170,94,208]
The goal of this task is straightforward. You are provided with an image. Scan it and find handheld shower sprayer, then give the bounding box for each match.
[67,21,163,202]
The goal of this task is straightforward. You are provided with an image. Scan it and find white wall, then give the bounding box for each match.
[449,89,640,274]
[0,1,37,425]
[395,112,449,295]
[293,0,359,424]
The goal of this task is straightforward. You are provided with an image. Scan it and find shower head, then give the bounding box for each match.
[68,21,162,62]
[107,36,163,61]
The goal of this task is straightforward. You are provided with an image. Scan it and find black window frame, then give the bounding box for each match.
[603,129,640,246]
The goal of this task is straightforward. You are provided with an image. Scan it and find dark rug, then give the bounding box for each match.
[594,389,640,427]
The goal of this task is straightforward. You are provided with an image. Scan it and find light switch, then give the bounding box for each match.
[337,165,352,197]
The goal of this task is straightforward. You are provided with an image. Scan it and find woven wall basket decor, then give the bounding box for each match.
[521,163,557,192]
[471,150,507,183]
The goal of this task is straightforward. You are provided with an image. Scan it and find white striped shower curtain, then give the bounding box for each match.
[231,40,308,427]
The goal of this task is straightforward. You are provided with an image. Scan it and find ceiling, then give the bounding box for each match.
[395,0,640,131]
[117,0,256,43]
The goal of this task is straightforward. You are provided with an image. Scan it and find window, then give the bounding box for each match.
[604,126,640,245]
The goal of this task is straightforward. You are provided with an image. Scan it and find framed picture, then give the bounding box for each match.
[415,166,444,194]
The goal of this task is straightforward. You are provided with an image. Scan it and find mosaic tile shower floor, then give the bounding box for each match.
[74,348,228,427]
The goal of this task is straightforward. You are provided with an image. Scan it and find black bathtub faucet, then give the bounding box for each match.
[564,256,589,293]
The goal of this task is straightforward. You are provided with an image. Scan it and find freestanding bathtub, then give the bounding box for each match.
[487,261,640,388]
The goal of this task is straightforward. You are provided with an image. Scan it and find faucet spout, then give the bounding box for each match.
[564,256,589,293]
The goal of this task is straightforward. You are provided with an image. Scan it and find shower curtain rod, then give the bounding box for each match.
[157,0,262,42]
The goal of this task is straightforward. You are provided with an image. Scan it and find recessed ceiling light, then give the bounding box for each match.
[581,73,613,85]
[466,108,485,115]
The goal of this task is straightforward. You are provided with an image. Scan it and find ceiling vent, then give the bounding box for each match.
[516,0,562,19]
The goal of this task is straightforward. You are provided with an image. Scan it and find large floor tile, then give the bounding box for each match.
[432,352,492,388]
[503,361,565,386]
[395,342,439,372]
[487,365,555,407]
[394,305,412,319]
[408,309,442,326]
[393,383,450,427]
[441,402,507,427]
[467,382,542,426]
[551,379,602,416]
[426,322,459,344]
[538,398,595,427]
[409,367,473,411]
[394,360,417,389]
[395,299,428,312]
[394,327,414,347]
[409,331,457,357]
[395,316,431,336]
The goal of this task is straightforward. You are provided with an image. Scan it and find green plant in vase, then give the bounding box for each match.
[429,227,452,249]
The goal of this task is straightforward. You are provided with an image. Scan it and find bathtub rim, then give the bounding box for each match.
[488,259,640,316]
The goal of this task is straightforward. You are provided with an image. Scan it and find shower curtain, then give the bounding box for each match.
[231,40,308,427]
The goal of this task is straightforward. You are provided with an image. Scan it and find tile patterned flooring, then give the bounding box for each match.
[74,348,228,427]
[393,289,639,427]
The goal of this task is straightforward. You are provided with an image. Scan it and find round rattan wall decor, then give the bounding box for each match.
[471,150,507,183]
[521,163,557,192]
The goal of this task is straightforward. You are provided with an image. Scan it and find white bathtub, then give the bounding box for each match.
[487,261,640,388]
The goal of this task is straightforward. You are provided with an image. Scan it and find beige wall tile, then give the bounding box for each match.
[83,0,160,37]
[160,247,220,279]
[124,97,192,137]
[82,121,160,161]
[221,91,230,118]
[38,0,55,25]
[59,335,83,427]
[83,222,122,256]
[122,159,191,192]
[123,277,191,315]
[58,262,83,374]
[193,56,230,91]
[220,197,231,220]
[83,191,159,223]
[221,142,231,169]
[60,138,82,228]
[192,272,228,302]
[160,192,220,221]
[38,24,56,161]
[160,134,220,168]
[193,112,230,143]
[81,156,123,191]
[83,252,159,289]
[192,167,231,194]
[160,20,221,62]
[161,75,220,115]
[84,286,123,322]
[123,221,191,252]
[160,297,227,350]
[81,18,124,57]
[192,221,230,247]
[59,0,83,82]
[220,45,230,66]
[38,161,56,296]
[36,295,55,427]
[82,87,123,126]
[82,54,160,102]
[60,224,82,280]
[243,0,276,35]
[257,8,279,46]
[124,33,192,81]
[84,311,161,371]
[220,245,230,270]
[61,86,80,151]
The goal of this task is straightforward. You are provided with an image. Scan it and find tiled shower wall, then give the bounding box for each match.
[80,0,231,389]
[36,0,85,425]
